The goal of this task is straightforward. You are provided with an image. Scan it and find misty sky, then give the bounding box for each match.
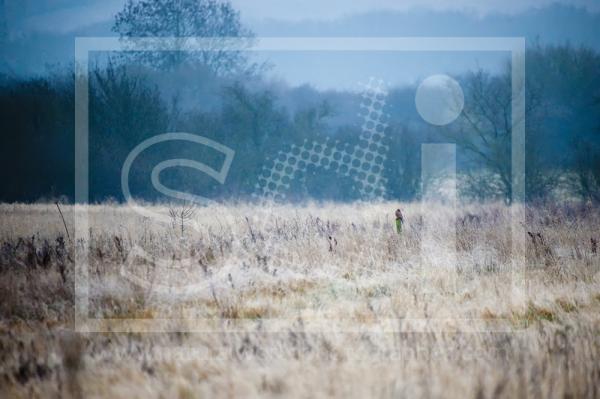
[2,0,600,88]
[4,0,600,31]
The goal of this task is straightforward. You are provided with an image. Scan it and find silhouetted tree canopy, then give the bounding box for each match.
[1,44,600,204]
[112,0,254,74]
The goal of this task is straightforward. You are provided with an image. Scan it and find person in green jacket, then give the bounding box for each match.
[395,208,404,234]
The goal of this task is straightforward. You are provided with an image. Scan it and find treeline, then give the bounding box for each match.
[0,44,599,204]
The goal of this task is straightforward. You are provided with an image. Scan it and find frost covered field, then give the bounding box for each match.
[0,202,599,398]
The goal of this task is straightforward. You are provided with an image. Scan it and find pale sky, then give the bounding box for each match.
[8,0,600,34]
[231,0,600,21]
[2,0,600,88]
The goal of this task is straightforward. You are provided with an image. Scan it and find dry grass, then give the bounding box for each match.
[0,201,599,398]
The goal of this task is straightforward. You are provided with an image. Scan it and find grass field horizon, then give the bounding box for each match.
[0,201,599,397]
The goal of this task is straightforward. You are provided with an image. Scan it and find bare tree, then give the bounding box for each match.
[444,65,553,202]
[571,76,600,203]
[169,203,196,238]
[113,0,254,75]
[573,91,600,202]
